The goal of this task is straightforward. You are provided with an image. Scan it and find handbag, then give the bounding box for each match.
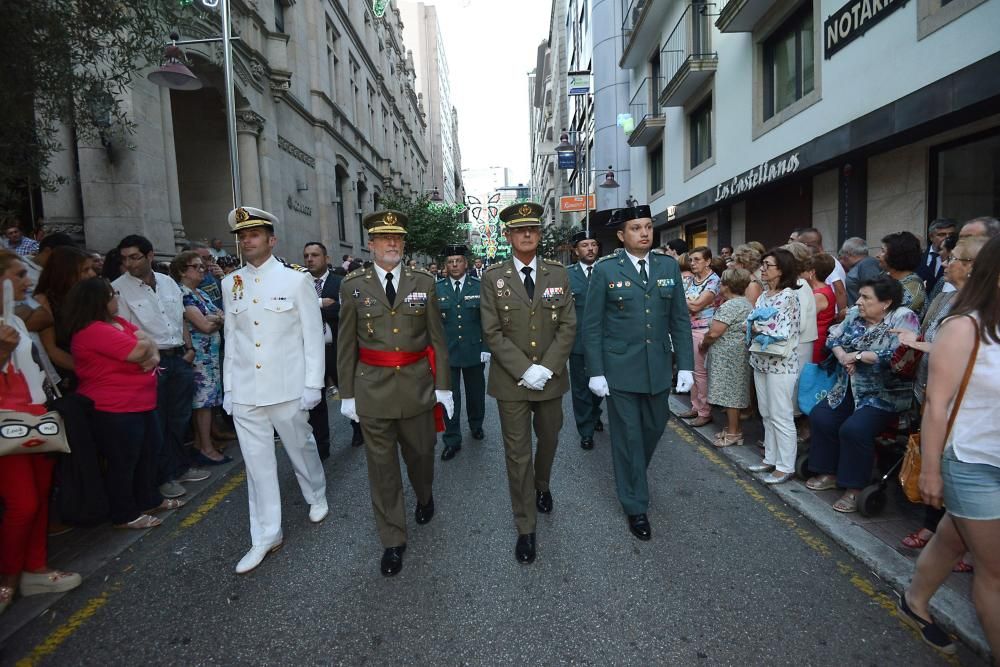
[749,338,793,357]
[797,357,838,415]
[0,367,71,457]
[890,338,922,379]
[898,315,980,503]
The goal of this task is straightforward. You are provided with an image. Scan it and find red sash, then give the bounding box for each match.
[358,346,445,432]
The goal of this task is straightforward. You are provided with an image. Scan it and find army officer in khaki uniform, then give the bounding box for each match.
[337,210,453,577]
[480,202,576,564]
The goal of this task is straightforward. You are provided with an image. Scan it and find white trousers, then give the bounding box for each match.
[233,399,327,547]
[753,370,798,474]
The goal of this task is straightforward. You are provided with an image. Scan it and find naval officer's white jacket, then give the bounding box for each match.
[222,255,324,406]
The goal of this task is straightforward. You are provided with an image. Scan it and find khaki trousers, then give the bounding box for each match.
[496,397,563,535]
[360,410,436,547]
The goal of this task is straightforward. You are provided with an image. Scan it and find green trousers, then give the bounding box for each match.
[606,388,670,516]
[569,352,603,439]
[443,364,486,447]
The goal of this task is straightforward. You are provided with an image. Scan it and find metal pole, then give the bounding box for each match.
[584,135,590,234]
[221,0,241,209]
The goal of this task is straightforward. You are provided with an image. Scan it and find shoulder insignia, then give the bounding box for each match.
[410,267,434,277]
[469,275,480,283]
[596,254,618,264]
[436,277,448,285]
[344,268,366,281]
[542,258,564,267]
[279,259,309,273]
[484,262,505,273]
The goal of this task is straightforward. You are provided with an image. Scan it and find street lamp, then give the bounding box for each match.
[554,129,620,232]
[426,187,444,202]
[148,0,241,211]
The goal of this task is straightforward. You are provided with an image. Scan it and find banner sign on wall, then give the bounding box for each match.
[557,151,577,170]
[568,71,591,96]
[824,0,911,59]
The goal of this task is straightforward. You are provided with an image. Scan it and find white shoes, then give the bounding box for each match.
[308,500,329,524]
[235,542,283,574]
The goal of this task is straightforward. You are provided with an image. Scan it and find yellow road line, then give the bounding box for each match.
[670,420,961,665]
[15,471,246,666]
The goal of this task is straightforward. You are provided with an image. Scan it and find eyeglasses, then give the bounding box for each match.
[761,261,778,269]
[186,264,206,271]
[122,253,146,262]
[946,256,973,264]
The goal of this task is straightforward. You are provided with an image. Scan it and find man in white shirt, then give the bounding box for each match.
[113,235,209,500]
[222,208,328,574]
[797,228,848,318]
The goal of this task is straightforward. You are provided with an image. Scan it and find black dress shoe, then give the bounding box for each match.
[594,420,604,432]
[535,490,553,514]
[515,533,536,564]
[380,545,406,576]
[415,496,435,525]
[441,444,461,461]
[580,437,594,450]
[627,513,652,541]
[471,428,485,440]
[350,424,364,448]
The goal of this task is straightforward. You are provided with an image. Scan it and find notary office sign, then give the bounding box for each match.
[824,0,911,59]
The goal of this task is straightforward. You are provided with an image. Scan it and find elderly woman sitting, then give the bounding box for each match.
[805,276,919,512]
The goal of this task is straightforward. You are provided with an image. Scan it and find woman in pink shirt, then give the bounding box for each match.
[63,278,184,529]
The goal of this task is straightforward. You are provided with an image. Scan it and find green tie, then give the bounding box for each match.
[638,259,648,284]
[454,280,461,296]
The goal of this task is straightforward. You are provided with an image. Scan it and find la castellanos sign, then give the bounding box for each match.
[714,153,801,203]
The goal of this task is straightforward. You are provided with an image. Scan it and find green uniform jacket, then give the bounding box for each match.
[435,275,486,368]
[337,266,451,419]
[583,250,694,395]
[480,258,576,401]
[567,262,593,357]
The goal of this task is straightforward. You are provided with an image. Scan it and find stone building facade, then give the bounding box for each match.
[41,0,431,259]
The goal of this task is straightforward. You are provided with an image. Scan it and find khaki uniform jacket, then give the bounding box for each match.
[480,258,576,401]
[337,266,450,420]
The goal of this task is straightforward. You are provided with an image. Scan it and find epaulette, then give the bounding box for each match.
[279,258,309,273]
[484,261,506,273]
[409,267,434,278]
[468,275,480,282]
[596,250,622,264]
[344,268,366,281]
[436,276,448,284]
[542,258,564,267]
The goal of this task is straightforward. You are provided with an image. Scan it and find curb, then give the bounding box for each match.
[668,395,990,661]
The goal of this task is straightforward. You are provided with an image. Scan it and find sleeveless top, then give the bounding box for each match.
[796,278,817,344]
[812,283,836,362]
[947,314,1000,468]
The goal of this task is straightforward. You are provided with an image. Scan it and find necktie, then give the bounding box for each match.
[385,272,396,305]
[521,266,534,300]
[314,277,323,296]
[454,280,461,296]
[586,265,592,280]
[638,259,648,284]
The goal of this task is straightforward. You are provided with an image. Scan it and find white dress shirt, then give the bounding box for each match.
[623,250,651,276]
[372,262,402,297]
[512,255,538,285]
[449,275,465,292]
[112,271,185,348]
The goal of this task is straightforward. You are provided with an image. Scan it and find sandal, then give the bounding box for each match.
[0,585,13,615]
[713,431,744,448]
[832,492,858,513]
[114,514,162,530]
[901,529,933,550]
[148,498,187,514]
[686,416,713,427]
[952,558,974,573]
[806,475,838,491]
[676,410,698,419]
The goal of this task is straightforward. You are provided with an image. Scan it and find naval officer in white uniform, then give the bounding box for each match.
[221,206,328,574]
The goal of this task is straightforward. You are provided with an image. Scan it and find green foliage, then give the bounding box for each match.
[378,192,468,261]
[539,219,579,260]
[0,0,182,212]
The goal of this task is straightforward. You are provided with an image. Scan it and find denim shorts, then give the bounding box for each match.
[942,447,1000,521]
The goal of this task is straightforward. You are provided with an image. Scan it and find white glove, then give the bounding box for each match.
[520,364,552,391]
[435,390,454,419]
[340,397,360,423]
[675,370,694,394]
[299,387,323,411]
[480,352,491,364]
[222,392,233,415]
[588,376,610,398]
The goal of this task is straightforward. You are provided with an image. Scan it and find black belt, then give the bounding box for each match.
[158,346,186,357]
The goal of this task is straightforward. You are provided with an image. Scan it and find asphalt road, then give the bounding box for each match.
[2,390,981,666]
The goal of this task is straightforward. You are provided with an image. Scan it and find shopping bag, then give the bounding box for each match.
[899,433,922,504]
[797,359,837,415]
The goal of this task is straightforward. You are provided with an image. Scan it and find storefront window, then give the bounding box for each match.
[933,130,1000,223]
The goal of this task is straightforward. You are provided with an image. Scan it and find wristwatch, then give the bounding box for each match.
[855,352,863,363]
